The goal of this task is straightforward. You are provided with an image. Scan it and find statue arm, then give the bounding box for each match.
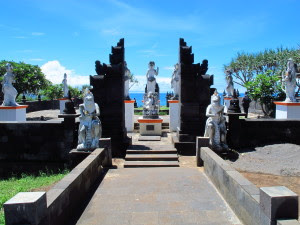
[156,67,159,75]
[79,104,85,116]
[206,106,215,117]
[95,103,100,116]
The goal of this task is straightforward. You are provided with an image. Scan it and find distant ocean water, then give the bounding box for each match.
[130,92,245,107]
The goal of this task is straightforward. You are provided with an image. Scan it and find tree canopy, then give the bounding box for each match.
[224,47,300,87]
[0,61,50,97]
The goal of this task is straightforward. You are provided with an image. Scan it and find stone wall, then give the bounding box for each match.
[0,120,77,175]
[16,100,59,113]
[227,118,300,149]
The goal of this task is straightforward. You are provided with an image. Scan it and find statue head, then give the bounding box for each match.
[5,63,13,73]
[149,61,155,69]
[64,73,67,79]
[211,90,220,106]
[225,68,232,76]
[174,63,179,70]
[83,89,96,114]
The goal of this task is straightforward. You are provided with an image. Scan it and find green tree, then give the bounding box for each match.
[40,84,63,100]
[128,72,138,89]
[0,61,50,97]
[225,47,300,87]
[68,86,81,98]
[244,71,284,117]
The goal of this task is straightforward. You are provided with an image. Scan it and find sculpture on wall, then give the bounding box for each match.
[171,63,180,99]
[124,61,131,100]
[225,69,234,97]
[146,61,159,94]
[62,73,69,98]
[204,90,228,152]
[1,63,19,106]
[282,58,297,102]
[77,89,102,151]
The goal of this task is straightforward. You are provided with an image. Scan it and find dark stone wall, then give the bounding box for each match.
[228,119,300,149]
[177,38,213,143]
[17,100,59,113]
[90,39,129,157]
[0,120,78,175]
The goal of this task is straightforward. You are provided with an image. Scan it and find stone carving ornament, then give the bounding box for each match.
[204,90,228,152]
[225,69,234,97]
[282,58,297,102]
[62,73,69,98]
[171,63,180,99]
[143,91,159,117]
[146,61,159,94]
[1,63,19,106]
[77,89,102,151]
[124,61,131,99]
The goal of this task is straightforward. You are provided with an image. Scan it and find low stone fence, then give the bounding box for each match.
[18,100,59,113]
[226,118,300,149]
[196,137,299,225]
[0,119,77,176]
[4,142,112,225]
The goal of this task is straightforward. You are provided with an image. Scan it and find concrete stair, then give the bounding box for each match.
[124,145,179,168]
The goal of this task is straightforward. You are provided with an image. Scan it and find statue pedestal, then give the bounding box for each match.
[58,98,68,114]
[124,100,134,132]
[223,97,232,113]
[274,102,300,119]
[0,105,28,121]
[138,117,163,136]
[168,100,179,132]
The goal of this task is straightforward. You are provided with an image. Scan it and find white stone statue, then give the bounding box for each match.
[77,89,102,151]
[225,69,234,97]
[146,61,159,94]
[62,73,69,98]
[1,63,19,106]
[124,61,130,99]
[171,63,180,99]
[143,91,159,116]
[204,90,228,152]
[282,58,297,102]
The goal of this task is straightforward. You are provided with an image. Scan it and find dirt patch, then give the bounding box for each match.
[30,181,60,192]
[240,171,300,220]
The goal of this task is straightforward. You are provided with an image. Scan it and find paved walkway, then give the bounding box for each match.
[76,168,242,225]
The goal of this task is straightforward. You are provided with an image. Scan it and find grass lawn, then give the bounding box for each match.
[0,170,68,225]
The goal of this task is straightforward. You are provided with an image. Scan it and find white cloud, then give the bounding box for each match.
[41,60,89,86]
[32,32,45,36]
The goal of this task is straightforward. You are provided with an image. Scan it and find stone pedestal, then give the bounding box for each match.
[274,102,300,119]
[223,97,232,113]
[4,192,47,225]
[138,117,163,136]
[168,100,179,132]
[58,98,68,114]
[125,100,134,132]
[0,105,28,121]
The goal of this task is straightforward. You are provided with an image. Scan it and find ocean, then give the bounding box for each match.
[130,92,245,107]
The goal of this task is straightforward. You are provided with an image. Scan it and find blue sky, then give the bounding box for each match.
[1,0,299,93]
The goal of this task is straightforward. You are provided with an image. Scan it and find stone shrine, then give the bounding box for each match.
[0,63,28,121]
[90,38,130,157]
[204,90,228,152]
[77,89,101,151]
[171,63,180,100]
[138,62,163,137]
[173,38,213,154]
[274,58,300,119]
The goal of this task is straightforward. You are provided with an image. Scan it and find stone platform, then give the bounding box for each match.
[76,167,241,225]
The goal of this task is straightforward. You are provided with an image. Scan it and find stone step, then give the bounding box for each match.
[124,161,179,168]
[126,149,177,154]
[125,154,178,161]
[128,145,176,150]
